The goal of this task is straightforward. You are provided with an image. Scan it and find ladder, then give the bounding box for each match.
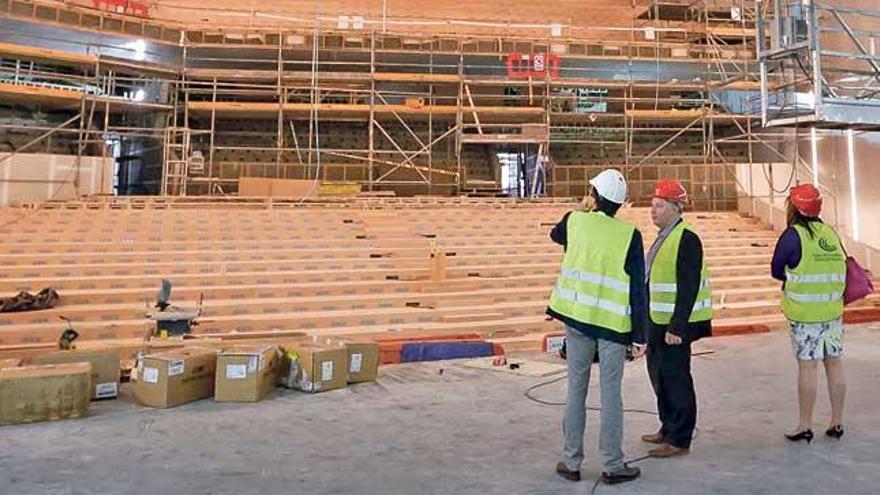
[162,126,190,196]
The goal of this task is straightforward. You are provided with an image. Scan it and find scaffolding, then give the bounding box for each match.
[757,0,880,129]
[0,0,797,208]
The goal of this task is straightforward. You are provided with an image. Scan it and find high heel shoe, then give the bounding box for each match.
[784,429,814,444]
[825,425,844,439]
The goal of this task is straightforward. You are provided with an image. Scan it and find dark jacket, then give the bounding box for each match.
[647,219,712,344]
[546,211,648,346]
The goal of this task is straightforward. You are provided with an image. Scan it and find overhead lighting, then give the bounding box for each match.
[124,39,147,61]
[810,127,819,185]
[847,129,860,242]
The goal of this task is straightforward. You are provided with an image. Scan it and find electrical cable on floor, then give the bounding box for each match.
[588,454,654,495]
[523,373,659,416]
[524,369,694,494]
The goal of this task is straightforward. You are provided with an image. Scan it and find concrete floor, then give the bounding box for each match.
[2,324,879,495]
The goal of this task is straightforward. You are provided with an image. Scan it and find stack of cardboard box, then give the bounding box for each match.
[0,337,382,421]
[31,347,120,399]
[132,339,380,407]
[0,344,125,426]
[0,362,92,426]
[281,340,379,393]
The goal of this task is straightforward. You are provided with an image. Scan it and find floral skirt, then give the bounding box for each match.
[789,317,844,361]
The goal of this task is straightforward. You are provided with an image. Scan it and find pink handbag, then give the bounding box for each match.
[844,256,874,306]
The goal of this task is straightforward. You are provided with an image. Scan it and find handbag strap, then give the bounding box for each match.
[825,223,851,258]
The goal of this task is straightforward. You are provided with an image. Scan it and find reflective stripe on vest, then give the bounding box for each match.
[780,223,845,323]
[650,299,712,314]
[648,221,713,324]
[548,211,635,334]
[560,267,630,294]
[649,278,710,295]
[553,283,631,316]
[785,273,846,284]
[783,290,844,303]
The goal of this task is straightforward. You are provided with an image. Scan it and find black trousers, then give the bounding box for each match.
[647,338,697,449]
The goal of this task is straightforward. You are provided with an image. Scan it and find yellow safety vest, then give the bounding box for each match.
[548,211,635,334]
[781,223,845,323]
[649,221,713,325]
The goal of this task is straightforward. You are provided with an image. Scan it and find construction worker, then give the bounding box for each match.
[772,184,846,444]
[547,169,647,486]
[642,179,712,458]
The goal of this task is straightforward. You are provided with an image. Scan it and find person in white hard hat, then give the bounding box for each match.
[548,169,648,486]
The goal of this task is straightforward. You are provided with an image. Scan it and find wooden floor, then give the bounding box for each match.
[0,197,876,361]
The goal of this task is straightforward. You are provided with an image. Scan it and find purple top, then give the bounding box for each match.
[771,227,802,282]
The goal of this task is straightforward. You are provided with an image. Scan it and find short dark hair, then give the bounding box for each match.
[591,187,622,217]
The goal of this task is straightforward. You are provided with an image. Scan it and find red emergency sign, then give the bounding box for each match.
[506,52,560,79]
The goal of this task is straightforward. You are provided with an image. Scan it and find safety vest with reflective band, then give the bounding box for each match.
[548,211,635,334]
[781,222,845,323]
[648,221,713,325]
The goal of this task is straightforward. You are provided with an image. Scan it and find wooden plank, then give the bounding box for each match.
[0,42,98,66]
[374,73,460,83]
[186,101,545,122]
[0,82,83,109]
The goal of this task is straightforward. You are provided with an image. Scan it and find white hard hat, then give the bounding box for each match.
[589,169,627,204]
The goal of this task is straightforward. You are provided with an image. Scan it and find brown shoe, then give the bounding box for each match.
[641,432,665,444]
[555,462,581,482]
[648,443,689,458]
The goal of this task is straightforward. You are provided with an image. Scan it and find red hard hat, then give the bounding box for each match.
[789,183,822,217]
[653,179,688,202]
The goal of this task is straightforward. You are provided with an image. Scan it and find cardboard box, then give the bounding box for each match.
[344,342,379,383]
[0,358,21,368]
[32,348,120,400]
[134,348,217,408]
[215,345,281,402]
[283,344,347,393]
[0,363,91,426]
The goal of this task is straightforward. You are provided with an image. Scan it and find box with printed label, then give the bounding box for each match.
[32,348,120,400]
[0,358,22,368]
[283,344,347,393]
[0,362,91,426]
[215,345,281,402]
[343,342,379,383]
[134,347,217,408]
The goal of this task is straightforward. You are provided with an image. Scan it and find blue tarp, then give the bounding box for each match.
[401,341,494,362]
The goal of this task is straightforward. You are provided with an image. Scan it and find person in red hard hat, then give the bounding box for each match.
[642,179,713,458]
[772,183,847,444]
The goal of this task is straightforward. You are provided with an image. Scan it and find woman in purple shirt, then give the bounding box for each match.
[771,184,846,443]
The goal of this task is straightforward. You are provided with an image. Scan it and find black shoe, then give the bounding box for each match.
[555,462,580,482]
[784,429,814,444]
[600,465,641,485]
[826,425,844,439]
